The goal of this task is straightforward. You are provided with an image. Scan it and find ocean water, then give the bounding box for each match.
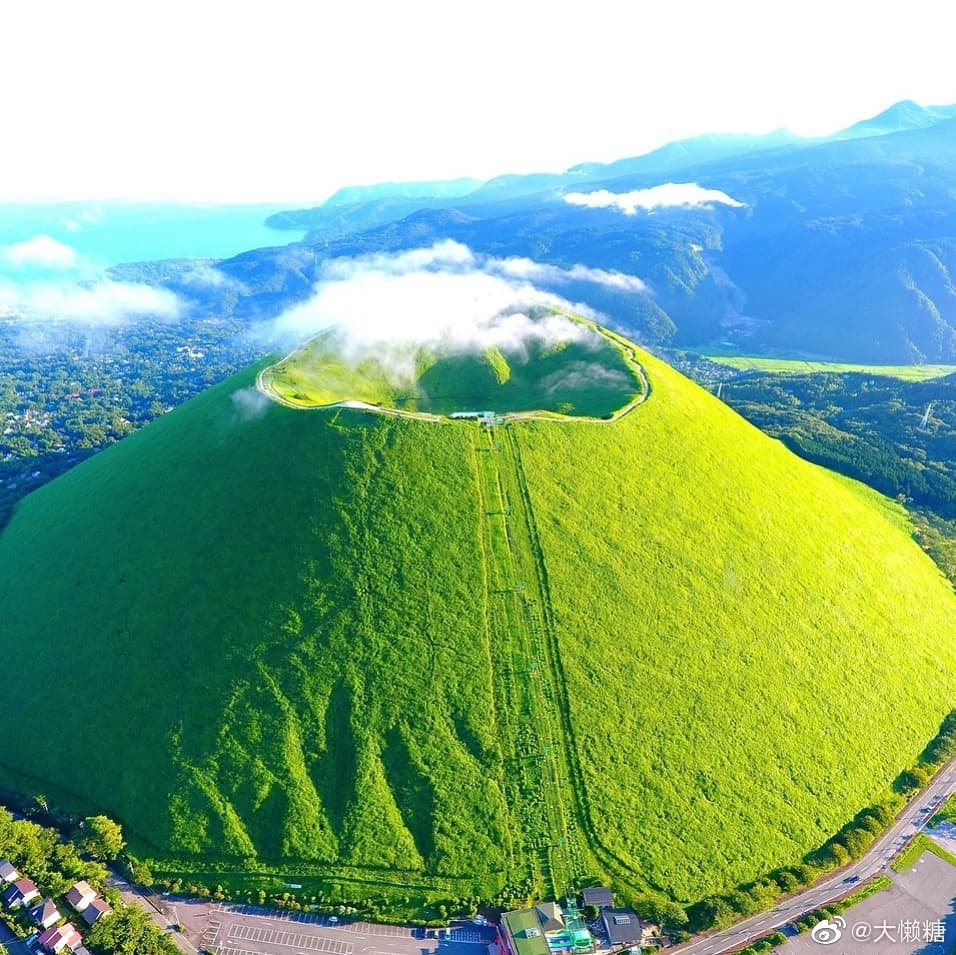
[0,201,306,271]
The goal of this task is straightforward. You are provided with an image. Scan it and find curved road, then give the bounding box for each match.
[674,757,956,955]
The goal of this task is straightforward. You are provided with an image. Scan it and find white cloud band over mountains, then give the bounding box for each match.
[2,281,181,324]
[267,240,648,351]
[564,182,744,214]
[0,233,182,325]
[2,235,82,269]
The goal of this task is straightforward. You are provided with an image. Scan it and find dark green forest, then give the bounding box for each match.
[0,316,256,530]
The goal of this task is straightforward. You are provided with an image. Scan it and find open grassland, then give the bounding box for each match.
[259,320,640,419]
[0,337,956,916]
[704,355,956,380]
[515,348,956,901]
[0,370,515,902]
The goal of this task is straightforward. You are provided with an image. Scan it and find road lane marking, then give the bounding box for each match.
[228,924,354,953]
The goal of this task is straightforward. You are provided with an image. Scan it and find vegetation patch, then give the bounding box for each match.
[259,312,641,419]
[0,327,955,921]
[702,355,956,380]
[931,793,956,826]
[892,834,956,872]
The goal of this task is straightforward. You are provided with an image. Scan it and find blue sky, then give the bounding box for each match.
[2,0,955,204]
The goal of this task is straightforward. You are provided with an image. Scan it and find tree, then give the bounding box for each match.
[88,904,179,955]
[82,815,125,861]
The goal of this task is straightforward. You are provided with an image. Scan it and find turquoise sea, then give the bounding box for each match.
[0,201,305,272]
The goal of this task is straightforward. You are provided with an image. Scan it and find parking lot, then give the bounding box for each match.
[778,849,956,955]
[188,902,495,955]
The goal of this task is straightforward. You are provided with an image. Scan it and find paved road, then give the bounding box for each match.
[0,922,31,955]
[673,757,956,955]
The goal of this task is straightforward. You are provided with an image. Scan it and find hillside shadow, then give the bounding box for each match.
[310,681,356,839]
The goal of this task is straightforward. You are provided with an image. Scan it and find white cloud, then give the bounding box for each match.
[540,361,633,395]
[0,279,182,325]
[178,262,246,291]
[265,241,637,356]
[321,241,477,280]
[58,208,102,233]
[490,256,647,293]
[564,183,745,214]
[2,235,81,269]
[272,266,571,352]
[231,386,272,422]
[0,231,183,328]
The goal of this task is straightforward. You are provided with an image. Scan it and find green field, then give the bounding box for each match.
[1,327,955,917]
[259,316,642,419]
[892,835,956,872]
[703,355,956,380]
[931,794,956,827]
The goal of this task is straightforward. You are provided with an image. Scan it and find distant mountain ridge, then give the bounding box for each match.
[838,99,956,138]
[145,100,956,363]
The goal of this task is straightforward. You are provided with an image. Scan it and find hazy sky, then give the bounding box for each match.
[3,0,954,204]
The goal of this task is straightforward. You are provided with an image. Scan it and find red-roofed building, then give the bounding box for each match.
[38,922,82,954]
[81,897,112,925]
[3,877,39,908]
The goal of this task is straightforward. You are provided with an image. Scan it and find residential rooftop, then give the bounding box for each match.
[600,908,642,946]
[502,905,556,955]
[581,886,613,909]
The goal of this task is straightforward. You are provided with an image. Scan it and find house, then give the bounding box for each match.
[66,881,96,912]
[0,860,19,883]
[581,887,613,910]
[599,908,643,947]
[3,877,40,908]
[501,902,594,955]
[30,897,62,929]
[73,947,93,955]
[38,922,82,954]
[501,906,554,955]
[81,897,112,925]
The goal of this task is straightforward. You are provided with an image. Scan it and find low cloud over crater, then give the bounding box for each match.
[564,183,744,214]
[265,240,648,352]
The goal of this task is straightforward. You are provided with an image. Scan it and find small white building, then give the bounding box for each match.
[30,897,62,929]
[66,880,96,912]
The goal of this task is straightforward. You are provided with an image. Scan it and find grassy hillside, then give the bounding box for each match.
[260,317,640,418]
[1,335,955,914]
[0,375,512,896]
[515,350,956,899]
